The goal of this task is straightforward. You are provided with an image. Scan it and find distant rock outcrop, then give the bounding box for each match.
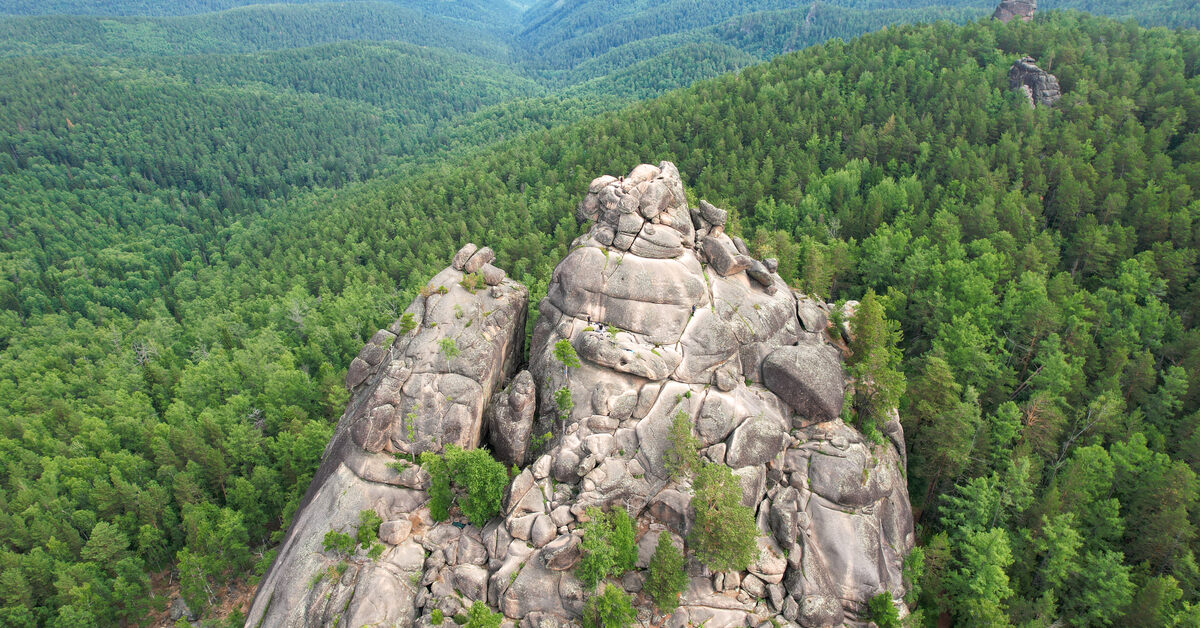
[248,162,915,628]
[1009,55,1062,107]
[992,0,1035,22]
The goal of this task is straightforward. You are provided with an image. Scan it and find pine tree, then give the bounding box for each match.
[848,289,905,438]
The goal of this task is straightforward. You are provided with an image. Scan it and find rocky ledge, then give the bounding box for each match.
[247,162,914,628]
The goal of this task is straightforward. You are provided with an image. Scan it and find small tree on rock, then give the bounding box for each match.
[688,463,758,572]
[645,532,688,613]
[848,289,906,438]
[578,506,637,588]
[664,409,702,480]
[420,446,508,526]
[582,583,636,628]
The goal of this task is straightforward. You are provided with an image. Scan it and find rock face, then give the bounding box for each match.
[1009,56,1062,107]
[246,249,529,628]
[992,0,1035,22]
[248,163,915,628]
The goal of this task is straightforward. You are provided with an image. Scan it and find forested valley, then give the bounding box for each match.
[1,0,1200,626]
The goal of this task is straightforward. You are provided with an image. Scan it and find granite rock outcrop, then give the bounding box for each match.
[992,0,1035,22]
[248,162,915,628]
[1009,55,1062,107]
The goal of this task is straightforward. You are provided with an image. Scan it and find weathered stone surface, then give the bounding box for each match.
[726,414,786,468]
[502,558,565,619]
[486,370,537,467]
[481,263,507,286]
[701,235,751,277]
[464,246,496,274]
[531,515,556,548]
[762,344,844,423]
[253,162,915,628]
[542,534,581,571]
[1009,56,1061,107]
[993,0,1035,22]
[246,250,528,628]
[796,296,828,333]
[380,518,412,545]
[452,243,479,271]
[698,200,727,226]
[630,221,685,258]
[346,357,372,389]
[647,489,693,535]
[574,331,681,381]
[747,259,772,287]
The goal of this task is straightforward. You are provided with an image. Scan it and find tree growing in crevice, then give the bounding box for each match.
[688,463,758,572]
[645,532,688,613]
[420,445,508,526]
[848,289,906,439]
[664,409,702,480]
[577,506,637,588]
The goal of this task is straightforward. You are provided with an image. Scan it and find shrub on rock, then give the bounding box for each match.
[461,601,502,628]
[664,409,702,480]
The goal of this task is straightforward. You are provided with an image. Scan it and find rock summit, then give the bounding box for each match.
[248,162,915,628]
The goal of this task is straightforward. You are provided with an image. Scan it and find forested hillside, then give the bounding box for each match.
[0,0,528,20]
[0,2,516,59]
[177,13,1199,624]
[519,0,1200,70]
[2,0,1200,625]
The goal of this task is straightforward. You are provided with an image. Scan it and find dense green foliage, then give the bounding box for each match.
[867,592,902,628]
[4,0,1200,624]
[577,506,637,588]
[847,289,907,436]
[0,3,515,59]
[419,446,508,526]
[688,463,760,571]
[461,600,505,628]
[644,533,688,613]
[581,583,637,628]
[553,338,582,368]
[0,0,526,20]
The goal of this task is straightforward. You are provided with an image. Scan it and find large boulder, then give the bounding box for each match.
[762,344,845,423]
[486,370,537,467]
[523,162,914,626]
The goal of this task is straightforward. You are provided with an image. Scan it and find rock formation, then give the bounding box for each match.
[992,0,1035,23]
[248,162,915,628]
[247,254,528,627]
[1009,56,1062,107]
